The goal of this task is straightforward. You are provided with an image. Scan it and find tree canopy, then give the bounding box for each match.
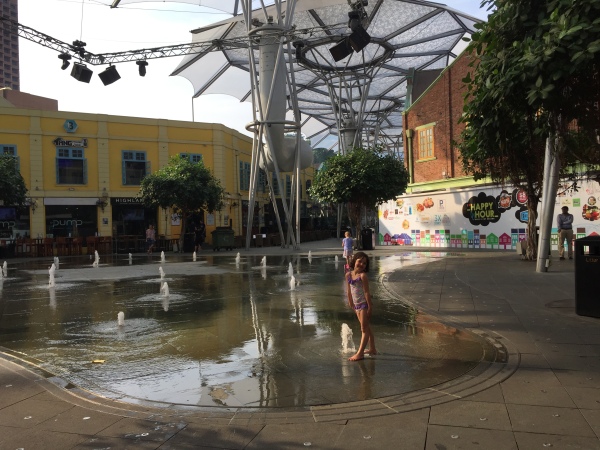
[458,0,600,260]
[138,156,225,249]
[312,147,336,164]
[0,155,27,209]
[308,146,409,246]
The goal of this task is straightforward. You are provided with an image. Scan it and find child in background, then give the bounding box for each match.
[346,252,377,361]
[342,231,354,269]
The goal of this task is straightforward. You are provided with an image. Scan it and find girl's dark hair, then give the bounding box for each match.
[350,251,370,272]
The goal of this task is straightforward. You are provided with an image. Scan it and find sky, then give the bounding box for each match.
[16,0,490,138]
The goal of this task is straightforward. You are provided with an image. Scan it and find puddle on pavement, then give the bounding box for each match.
[0,252,495,408]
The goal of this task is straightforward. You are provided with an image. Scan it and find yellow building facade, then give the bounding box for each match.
[0,106,314,249]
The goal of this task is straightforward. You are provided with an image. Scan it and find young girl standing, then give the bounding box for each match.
[342,231,354,267]
[346,252,377,361]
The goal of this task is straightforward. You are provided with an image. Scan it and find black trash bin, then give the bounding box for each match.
[575,236,600,318]
[361,228,374,250]
[211,227,234,251]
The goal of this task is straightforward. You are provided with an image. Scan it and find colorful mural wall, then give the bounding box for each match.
[378,180,600,250]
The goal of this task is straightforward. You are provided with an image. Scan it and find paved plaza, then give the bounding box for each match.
[1,238,599,449]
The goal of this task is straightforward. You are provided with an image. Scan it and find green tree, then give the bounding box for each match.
[0,155,27,208]
[458,0,600,262]
[308,146,409,247]
[139,156,225,251]
[313,147,336,164]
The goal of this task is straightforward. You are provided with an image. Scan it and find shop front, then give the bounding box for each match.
[111,197,157,253]
[0,206,31,239]
[44,199,97,238]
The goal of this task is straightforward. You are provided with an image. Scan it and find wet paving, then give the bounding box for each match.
[0,252,498,409]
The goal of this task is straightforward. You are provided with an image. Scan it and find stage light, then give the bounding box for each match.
[347,10,371,52]
[98,65,121,86]
[329,38,352,62]
[348,26,371,52]
[293,41,305,60]
[58,53,71,70]
[70,62,93,83]
[136,60,148,76]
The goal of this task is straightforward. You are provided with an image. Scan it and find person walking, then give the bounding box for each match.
[146,224,156,254]
[194,221,206,252]
[557,206,574,260]
[346,252,377,361]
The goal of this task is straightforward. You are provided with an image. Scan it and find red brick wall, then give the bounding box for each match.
[404,52,475,184]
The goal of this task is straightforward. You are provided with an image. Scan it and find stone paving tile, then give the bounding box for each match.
[97,417,187,441]
[36,404,123,435]
[0,425,88,450]
[0,397,74,427]
[336,409,429,449]
[501,383,577,408]
[245,423,344,449]
[564,386,600,410]
[74,436,163,449]
[517,353,550,369]
[506,404,596,437]
[543,354,600,372]
[580,409,600,439]
[462,385,506,404]
[553,369,600,388]
[157,422,264,449]
[429,400,512,431]
[513,431,600,449]
[425,424,518,450]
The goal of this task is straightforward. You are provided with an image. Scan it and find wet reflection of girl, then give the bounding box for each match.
[346,252,377,361]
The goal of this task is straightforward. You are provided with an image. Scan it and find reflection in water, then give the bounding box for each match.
[0,254,498,409]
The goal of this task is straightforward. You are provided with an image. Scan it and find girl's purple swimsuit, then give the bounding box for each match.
[347,274,368,310]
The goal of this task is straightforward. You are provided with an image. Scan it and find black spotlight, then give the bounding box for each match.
[329,38,352,62]
[58,53,72,70]
[347,10,370,52]
[98,65,121,86]
[136,60,148,77]
[70,62,93,83]
[293,41,305,60]
[348,26,371,52]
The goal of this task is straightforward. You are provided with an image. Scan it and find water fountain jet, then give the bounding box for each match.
[161,251,166,263]
[288,262,294,277]
[261,256,266,267]
[2,261,7,277]
[193,251,197,261]
[48,263,56,287]
[117,311,125,327]
[161,282,170,297]
[341,323,356,354]
[92,251,100,268]
[159,266,165,280]
[235,252,241,266]
[289,274,296,290]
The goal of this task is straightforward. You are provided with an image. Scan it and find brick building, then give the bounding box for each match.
[403,52,475,188]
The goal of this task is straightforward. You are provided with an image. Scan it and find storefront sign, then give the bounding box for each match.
[111,197,144,205]
[463,192,501,225]
[52,137,88,147]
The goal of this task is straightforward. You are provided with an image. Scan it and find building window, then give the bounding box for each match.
[1,145,16,156]
[258,169,266,193]
[272,177,279,195]
[181,153,203,163]
[417,126,434,160]
[56,147,87,185]
[122,151,150,186]
[239,161,251,191]
[286,175,291,198]
[0,144,19,171]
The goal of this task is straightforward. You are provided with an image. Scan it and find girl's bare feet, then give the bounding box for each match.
[348,353,364,361]
[364,349,378,355]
